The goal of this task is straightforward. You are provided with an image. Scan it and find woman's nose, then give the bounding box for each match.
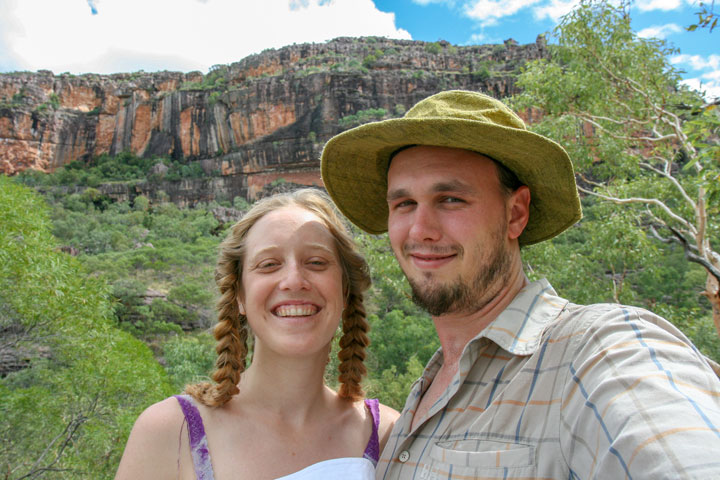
[278,262,310,290]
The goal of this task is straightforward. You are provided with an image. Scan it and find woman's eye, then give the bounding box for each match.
[257,261,279,269]
[308,259,328,267]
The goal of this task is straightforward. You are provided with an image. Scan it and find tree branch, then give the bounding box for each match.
[576,184,697,234]
[638,161,697,210]
[667,226,720,283]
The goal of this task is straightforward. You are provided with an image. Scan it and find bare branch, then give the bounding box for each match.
[638,162,697,210]
[576,184,697,234]
[668,226,720,283]
[576,114,677,143]
[577,173,606,188]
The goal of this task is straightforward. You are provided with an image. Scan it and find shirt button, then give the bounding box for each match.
[399,450,410,463]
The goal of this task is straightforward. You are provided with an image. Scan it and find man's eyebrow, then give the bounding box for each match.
[387,181,474,202]
[387,188,410,202]
[431,180,473,194]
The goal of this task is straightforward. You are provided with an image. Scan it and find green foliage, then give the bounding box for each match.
[0,177,173,479]
[425,42,443,54]
[367,355,426,411]
[472,65,491,81]
[163,333,216,391]
[48,92,60,109]
[180,65,229,91]
[338,108,388,128]
[14,151,215,188]
[363,54,378,68]
[233,195,251,210]
[687,1,718,32]
[512,0,720,358]
[368,310,438,374]
[492,44,507,55]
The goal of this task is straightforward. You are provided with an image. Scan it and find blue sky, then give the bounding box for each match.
[0,0,716,99]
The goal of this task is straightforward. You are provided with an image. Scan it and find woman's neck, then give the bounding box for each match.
[235,346,338,425]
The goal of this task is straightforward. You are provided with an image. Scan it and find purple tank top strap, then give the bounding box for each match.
[363,398,380,465]
[174,395,216,480]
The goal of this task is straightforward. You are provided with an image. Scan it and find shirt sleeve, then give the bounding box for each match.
[559,304,720,478]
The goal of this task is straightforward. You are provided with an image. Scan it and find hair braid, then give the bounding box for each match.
[185,258,249,407]
[337,291,370,401]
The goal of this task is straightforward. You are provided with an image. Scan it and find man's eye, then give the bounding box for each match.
[442,196,464,203]
[393,200,415,209]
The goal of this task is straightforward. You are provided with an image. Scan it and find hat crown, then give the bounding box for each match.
[405,90,527,130]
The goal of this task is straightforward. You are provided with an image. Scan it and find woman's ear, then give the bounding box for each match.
[237,298,246,316]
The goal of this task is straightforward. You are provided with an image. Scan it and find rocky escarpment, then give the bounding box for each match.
[0,36,548,204]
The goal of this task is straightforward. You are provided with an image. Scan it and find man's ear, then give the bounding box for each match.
[507,186,531,240]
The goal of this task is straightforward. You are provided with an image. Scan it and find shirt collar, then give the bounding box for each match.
[481,278,568,356]
[413,278,568,399]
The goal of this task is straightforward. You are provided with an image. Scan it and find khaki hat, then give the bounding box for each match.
[320,90,581,246]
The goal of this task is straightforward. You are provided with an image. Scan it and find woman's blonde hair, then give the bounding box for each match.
[185,188,371,406]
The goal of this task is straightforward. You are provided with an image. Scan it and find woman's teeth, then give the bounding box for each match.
[274,304,318,317]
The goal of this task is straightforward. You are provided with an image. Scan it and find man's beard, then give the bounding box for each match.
[406,228,511,317]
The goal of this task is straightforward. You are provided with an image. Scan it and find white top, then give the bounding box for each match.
[275,457,375,480]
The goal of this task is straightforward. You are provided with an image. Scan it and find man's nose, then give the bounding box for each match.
[408,205,442,243]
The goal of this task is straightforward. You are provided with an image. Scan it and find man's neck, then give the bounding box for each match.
[432,267,529,368]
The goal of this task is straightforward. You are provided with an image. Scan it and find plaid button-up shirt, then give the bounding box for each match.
[377,279,720,479]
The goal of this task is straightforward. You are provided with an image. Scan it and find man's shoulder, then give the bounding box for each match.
[559,300,674,332]
[550,300,710,362]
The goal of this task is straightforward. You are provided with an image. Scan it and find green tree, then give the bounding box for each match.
[0,177,174,479]
[512,0,720,338]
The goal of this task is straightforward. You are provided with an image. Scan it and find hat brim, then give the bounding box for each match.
[321,117,581,246]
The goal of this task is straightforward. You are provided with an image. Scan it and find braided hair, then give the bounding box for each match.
[185,188,371,406]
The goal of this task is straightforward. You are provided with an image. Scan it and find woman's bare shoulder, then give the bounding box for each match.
[377,402,400,451]
[115,397,187,480]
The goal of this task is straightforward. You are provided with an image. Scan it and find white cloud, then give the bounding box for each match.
[463,0,543,24]
[681,77,720,101]
[673,54,720,101]
[532,0,578,22]
[635,0,683,12]
[672,54,720,71]
[466,32,488,44]
[462,0,578,25]
[0,0,411,74]
[637,23,683,39]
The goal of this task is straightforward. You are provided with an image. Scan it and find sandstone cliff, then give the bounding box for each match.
[0,36,547,203]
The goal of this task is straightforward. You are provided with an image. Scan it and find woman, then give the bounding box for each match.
[116,188,399,480]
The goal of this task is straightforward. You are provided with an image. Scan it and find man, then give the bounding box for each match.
[321,90,720,479]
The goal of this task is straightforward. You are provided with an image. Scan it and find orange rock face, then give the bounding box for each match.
[0,36,544,190]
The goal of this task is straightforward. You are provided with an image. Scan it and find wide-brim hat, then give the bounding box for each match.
[321,90,581,246]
